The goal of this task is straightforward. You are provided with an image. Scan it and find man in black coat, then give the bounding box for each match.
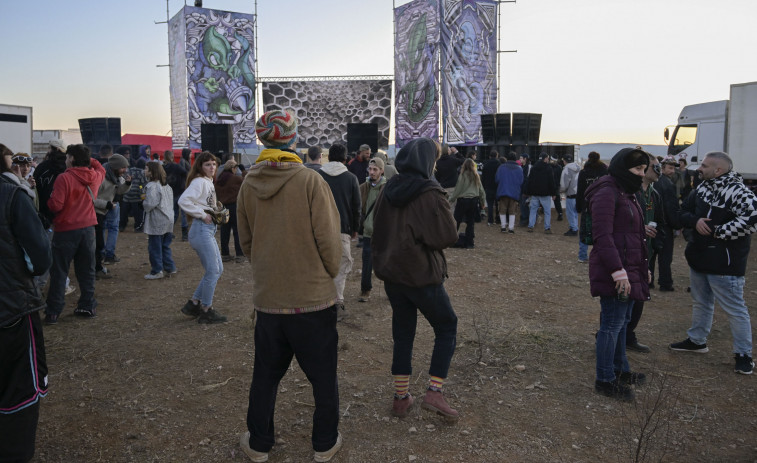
[318,144,361,319]
[651,158,682,291]
[526,153,557,233]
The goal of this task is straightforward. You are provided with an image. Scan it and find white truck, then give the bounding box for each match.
[0,104,33,154]
[664,81,757,179]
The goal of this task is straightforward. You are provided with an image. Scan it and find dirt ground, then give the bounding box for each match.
[33,216,757,463]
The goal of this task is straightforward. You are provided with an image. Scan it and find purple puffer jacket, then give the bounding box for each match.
[585,175,650,300]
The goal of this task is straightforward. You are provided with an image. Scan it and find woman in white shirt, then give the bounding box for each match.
[178,152,226,324]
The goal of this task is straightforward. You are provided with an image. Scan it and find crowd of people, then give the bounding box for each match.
[1,111,756,460]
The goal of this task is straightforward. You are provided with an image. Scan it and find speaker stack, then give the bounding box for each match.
[201,123,234,155]
[79,117,122,146]
[346,123,378,153]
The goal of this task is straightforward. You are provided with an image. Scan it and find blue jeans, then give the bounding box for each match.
[46,227,97,316]
[246,308,339,453]
[565,197,578,232]
[188,221,223,307]
[596,296,633,382]
[687,269,753,355]
[103,203,120,258]
[386,282,458,379]
[148,232,176,274]
[361,237,372,293]
[528,195,552,230]
[578,241,589,261]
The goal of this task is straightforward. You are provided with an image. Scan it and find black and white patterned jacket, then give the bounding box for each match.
[680,171,757,276]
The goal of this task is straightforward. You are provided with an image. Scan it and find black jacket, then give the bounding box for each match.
[526,161,557,196]
[655,174,681,229]
[481,158,502,193]
[679,172,757,276]
[33,154,67,226]
[0,175,52,326]
[318,165,361,235]
[576,163,608,213]
[435,154,464,188]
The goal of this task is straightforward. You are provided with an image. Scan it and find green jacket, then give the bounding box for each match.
[449,173,485,205]
[359,177,387,238]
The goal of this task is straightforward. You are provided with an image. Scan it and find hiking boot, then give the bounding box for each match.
[197,307,227,324]
[95,268,112,280]
[314,432,342,462]
[221,255,233,262]
[103,255,120,264]
[626,340,651,353]
[595,379,634,402]
[358,291,370,302]
[144,271,164,280]
[670,338,709,353]
[616,371,647,385]
[44,313,59,325]
[392,393,414,418]
[735,354,754,375]
[239,431,268,462]
[181,299,202,318]
[421,390,459,421]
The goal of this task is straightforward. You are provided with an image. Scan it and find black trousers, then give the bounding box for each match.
[454,197,479,247]
[626,300,644,343]
[649,225,675,288]
[246,308,339,453]
[95,213,105,272]
[485,189,498,224]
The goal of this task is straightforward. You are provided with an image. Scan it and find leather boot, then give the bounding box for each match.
[392,394,414,418]
[421,390,458,421]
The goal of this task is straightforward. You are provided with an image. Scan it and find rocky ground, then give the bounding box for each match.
[33,216,757,462]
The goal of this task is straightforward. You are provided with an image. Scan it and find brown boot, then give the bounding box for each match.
[421,390,458,422]
[391,393,414,418]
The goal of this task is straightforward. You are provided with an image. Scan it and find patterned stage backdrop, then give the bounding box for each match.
[168,6,256,149]
[262,80,392,149]
[441,0,497,145]
[394,0,440,148]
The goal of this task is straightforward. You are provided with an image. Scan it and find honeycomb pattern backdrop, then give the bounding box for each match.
[262,80,392,149]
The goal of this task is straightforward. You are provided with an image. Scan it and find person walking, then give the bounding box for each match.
[585,148,650,401]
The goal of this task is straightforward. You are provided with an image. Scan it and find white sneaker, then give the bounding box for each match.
[314,432,343,462]
[144,271,164,280]
[239,431,268,462]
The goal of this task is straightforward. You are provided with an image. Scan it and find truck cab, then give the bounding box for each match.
[664,100,727,164]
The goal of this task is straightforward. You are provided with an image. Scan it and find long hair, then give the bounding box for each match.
[460,158,482,188]
[0,143,13,174]
[186,151,218,188]
[145,161,167,186]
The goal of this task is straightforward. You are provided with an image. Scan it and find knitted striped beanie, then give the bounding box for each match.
[255,110,298,148]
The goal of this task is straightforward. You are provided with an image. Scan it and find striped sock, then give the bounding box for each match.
[428,376,444,392]
[393,375,410,398]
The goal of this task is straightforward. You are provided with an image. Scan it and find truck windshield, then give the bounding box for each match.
[668,124,697,156]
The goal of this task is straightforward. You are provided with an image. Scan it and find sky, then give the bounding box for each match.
[1,0,756,146]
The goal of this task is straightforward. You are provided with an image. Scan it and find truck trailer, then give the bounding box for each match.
[0,104,33,154]
[664,81,757,179]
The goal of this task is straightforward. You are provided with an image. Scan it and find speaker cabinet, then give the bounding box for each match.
[480,114,495,144]
[511,113,542,146]
[201,123,233,155]
[346,123,378,153]
[494,113,511,145]
[79,117,122,146]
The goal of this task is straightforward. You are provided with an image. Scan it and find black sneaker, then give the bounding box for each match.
[670,338,709,353]
[103,255,120,264]
[626,340,651,353]
[564,229,578,236]
[44,313,59,325]
[595,379,634,402]
[658,286,675,292]
[181,300,202,318]
[181,229,189,242]
[735,354,754,375]
[616,371,647,385]
[197,308,227,324]
[74,301,97,318]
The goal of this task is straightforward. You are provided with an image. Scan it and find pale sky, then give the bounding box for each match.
[1,0,755,146]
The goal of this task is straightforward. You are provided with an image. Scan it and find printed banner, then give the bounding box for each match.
[441,0,497,145]
[169,6,256,150]
[394,0,440,148]
[262,80,392,149]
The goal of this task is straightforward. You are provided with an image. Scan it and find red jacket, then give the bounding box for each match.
[48,159,105,232]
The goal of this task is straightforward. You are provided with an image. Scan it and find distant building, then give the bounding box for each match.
[33,129,82,157]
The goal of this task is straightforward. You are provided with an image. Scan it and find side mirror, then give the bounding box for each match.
[664,127,670,143]
[691,156,698,163]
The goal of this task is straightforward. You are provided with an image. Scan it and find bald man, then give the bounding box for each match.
[671,151,757,375]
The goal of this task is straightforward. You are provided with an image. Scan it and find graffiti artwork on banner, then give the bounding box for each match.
[182,6,256,149]
[262,80,392,149]
[394,0,440,148]
[441,0,497,144]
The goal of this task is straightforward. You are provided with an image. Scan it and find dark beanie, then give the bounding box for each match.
[107,154,129,171]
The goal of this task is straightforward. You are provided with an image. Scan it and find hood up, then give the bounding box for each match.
[383,138,441,208]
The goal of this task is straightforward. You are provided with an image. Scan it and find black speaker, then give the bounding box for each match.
[511,113,542,146]
[480,114,495,144]
[79,117,122,145]
[201,123,233,154]
[494,113,511,145]
[346,123,378,153]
